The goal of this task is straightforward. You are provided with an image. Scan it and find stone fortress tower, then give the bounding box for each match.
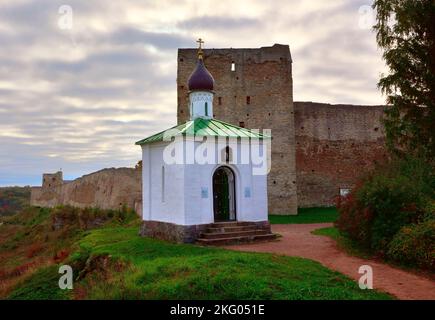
[177,44,298,215]
[42,171,63,189]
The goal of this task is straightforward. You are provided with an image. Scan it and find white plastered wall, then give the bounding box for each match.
[142,136,268,226]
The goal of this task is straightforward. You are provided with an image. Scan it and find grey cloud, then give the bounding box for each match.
[177,16,258,30]
[108,28,193,49]
[0,0,385,186]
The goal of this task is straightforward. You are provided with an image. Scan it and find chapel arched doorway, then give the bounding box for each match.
[212,166,236,222]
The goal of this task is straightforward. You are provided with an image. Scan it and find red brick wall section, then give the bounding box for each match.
[294,102,388,207]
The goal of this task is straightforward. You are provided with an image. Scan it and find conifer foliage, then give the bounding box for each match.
[373,0,435,160]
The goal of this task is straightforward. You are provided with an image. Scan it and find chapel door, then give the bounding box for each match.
[213,166,236,222]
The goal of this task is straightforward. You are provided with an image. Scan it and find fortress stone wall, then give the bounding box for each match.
[31,167,142,215]
[294,102,387,207]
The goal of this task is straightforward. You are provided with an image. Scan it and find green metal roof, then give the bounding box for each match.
[135,117,271,145]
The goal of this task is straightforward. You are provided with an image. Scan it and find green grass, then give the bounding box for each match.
[8,265,71,300]
[269,207,338,224]
[312,227,371,258]
[4,207,392,300]
[9,226,392,300]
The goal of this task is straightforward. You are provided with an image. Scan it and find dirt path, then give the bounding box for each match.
[225,223,435,300]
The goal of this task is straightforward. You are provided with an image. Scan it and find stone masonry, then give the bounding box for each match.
[294,102,387,207]
[31,167,142,215]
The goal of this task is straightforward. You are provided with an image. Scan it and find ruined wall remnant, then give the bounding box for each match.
[42,171,63,189]
[177,44,298,215]
[31,168,142,215]
[294,102,387,207]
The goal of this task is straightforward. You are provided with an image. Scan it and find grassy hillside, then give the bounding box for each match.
[0,206,392,300]
[0,186,31,216]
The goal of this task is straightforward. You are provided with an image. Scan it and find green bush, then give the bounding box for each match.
[336,156,434,266]
[387,219,435,269]
[356,174,426,251]
[0,186,31,216]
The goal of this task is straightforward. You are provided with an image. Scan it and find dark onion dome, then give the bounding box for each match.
[188,58,215,91]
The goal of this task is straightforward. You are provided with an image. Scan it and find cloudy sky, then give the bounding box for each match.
[0,0,386,186]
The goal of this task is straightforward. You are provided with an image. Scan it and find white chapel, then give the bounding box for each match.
[136,40,275,244]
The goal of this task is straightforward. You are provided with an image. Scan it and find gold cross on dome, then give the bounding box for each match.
[196,38,204,59]
[196,38,204,49]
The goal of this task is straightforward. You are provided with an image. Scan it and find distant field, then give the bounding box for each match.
[0,186,31,216]
[269,207,338,224]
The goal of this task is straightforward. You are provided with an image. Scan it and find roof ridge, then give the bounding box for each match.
[135,122,183,145]
[135,118,271,146]
[210,118,271,137]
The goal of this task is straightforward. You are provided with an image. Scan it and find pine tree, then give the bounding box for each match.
[373,0,435,161]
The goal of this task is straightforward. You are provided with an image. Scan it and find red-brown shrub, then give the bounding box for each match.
[53,249,70,263]
[8,262,36,278]
[387,219,435,269]
[26,243,44,259]
[335,187,374,249]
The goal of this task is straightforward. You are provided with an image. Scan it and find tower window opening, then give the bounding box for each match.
[218,97,222,105]
[205,102,208,116]
[246,96,251,105]
[239,121,245,128]
[231,62,236,72]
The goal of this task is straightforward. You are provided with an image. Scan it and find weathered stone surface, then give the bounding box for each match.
[30,167,142,215]
[140,220,273,244]
[294,102,387,207]
[139,220,209,243]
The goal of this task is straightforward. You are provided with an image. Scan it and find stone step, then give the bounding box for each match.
[201,229,269,239]
[206,225,259,233]
[197,233,277,246]
[210,221,256,228]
